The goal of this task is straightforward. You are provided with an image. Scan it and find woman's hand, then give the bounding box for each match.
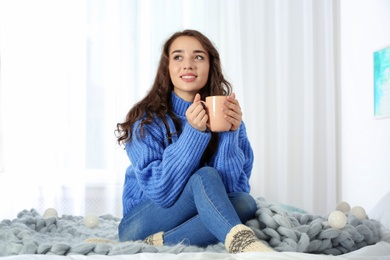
[224,93,242,131]
[186,93,208,132]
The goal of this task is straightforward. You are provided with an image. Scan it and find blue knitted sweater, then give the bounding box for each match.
[122,92,254,215]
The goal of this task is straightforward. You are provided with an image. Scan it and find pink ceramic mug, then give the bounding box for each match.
[201,96,232,132]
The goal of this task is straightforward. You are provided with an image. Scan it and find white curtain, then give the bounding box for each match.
[0,0,338,219]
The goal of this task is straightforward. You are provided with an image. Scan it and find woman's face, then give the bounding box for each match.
[169,36,210,102]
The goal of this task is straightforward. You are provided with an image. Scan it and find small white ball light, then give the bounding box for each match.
[43,208,58,219]
[328,210,347,229]
[350,206,366,221]
[336,201,351,213]
[84,214,100,228]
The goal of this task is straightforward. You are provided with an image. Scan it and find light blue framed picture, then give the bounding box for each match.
[374,45,390,118]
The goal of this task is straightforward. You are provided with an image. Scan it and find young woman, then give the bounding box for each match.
[116,29,273,253]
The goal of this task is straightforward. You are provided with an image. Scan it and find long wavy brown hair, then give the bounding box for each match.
[116,29,232,161]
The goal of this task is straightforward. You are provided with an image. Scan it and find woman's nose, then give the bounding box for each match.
[183,58,194,70]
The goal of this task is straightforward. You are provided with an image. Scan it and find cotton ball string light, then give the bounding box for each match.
[84,214,100,228]
[351,206,366,221]
[43,208,58,219]
[328,210,347,229]
[336,201,351,213]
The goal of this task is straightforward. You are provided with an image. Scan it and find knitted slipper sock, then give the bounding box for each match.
[225,224,274,253]
[143,231,164,246]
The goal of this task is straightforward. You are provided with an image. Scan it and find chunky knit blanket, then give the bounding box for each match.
[0,198,383,256]
[246,198,382,255]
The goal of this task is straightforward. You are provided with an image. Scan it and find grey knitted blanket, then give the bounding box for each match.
[0,198,383,256]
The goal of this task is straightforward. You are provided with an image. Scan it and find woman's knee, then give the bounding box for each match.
[190,167,224,188]
[194,166,219,179]
[190,166,219,182]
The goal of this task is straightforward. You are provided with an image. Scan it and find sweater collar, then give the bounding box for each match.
[171,91,192,116]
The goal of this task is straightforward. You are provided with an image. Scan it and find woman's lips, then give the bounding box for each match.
[181,74,197,82]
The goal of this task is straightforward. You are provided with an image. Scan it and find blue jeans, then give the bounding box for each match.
[118,166,257,247]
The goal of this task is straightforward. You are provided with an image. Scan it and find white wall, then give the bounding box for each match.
[340,0,390,213]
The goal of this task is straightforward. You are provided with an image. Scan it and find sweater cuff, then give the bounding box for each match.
[218,129,239,147]
[177,123,211,155]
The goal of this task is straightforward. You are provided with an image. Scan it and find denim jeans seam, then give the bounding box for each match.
[197,174,233,229]
[164,215,197,237]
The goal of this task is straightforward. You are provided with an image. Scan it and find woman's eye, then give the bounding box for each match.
[173,55,182,61]
[195,55,204,60]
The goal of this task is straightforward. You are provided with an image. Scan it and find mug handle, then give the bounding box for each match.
[199,101,210,129]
